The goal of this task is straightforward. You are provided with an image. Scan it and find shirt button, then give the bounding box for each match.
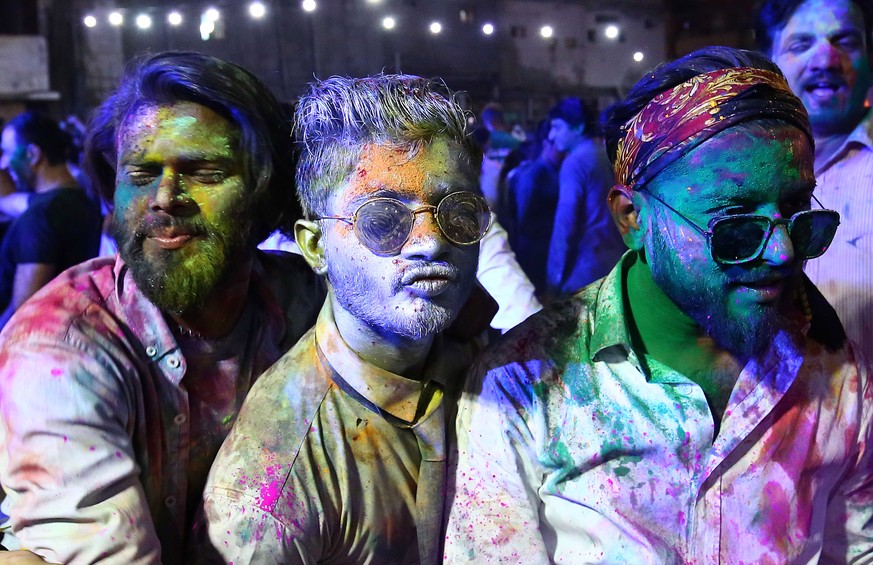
[164,496,176,508]
[145,346,157,357]
[173,414,187,425]
[167,357,180,369]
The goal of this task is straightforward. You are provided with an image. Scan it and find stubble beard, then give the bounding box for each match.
[329,267,465,342]
[648,236,792,359]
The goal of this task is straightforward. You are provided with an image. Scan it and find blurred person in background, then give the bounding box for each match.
[757,0,873,360]
[546,97,625,299]
[0,111,101,329]
[500,119,566,295]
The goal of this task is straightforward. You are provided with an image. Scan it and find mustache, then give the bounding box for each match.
[728,267,797,285]
[802,70,847,88]
[134,215,209,239]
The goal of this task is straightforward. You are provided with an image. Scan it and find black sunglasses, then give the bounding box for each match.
[316,191,493,256]
[642,191,840,265]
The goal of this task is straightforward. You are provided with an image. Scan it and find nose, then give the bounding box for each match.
[808,39,843,71]
[150,171,197,216]
[761,222,796,266]
[400,208,450,260]
[547,127,557,142]
[0,153,9,170]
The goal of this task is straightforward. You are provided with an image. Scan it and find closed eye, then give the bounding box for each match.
[126,168,159,187]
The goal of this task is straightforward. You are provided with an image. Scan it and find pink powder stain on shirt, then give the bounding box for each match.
[760,481,792,553]
[257,479,282,512]
[255,464,287,513]
[50,368,63,377]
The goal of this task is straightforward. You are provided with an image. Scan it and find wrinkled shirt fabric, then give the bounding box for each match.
[0,251,323,564]
[445,254,873,564]
[200,299,477,564]
[806,109,873,363]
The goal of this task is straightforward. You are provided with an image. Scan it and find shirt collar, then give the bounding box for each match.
[113,255,178,361]
[589,251,636,360]
[112,252,285,365]
[817,109,873,172]
[314,299,445,425]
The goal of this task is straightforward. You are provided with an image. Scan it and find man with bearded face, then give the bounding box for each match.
[444,46,873,564]
[757,0,873,372]
[0,52,323,564]
[199,74,487,564]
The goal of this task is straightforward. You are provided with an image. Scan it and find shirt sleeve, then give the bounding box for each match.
[199,489,318,565]
[822,349,873,563]
[443,355,551,564]
[8,208,60,266]
[198,356,327,565]
[476,218,542,332]
[0,337,160,564]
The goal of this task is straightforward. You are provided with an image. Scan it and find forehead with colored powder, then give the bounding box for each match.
[647,125,815,212]
[116,101,240,166]
[331,137,477,211]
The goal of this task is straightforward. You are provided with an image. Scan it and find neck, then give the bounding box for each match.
[170,256,254,339]
[626,256,704,356]
[813,132,851,171]
[625,255,741,423]
[812,112,866,171]
[330,290,435,380]
[34,164,79,193]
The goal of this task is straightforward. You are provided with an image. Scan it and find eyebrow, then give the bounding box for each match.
[119,152,237,167]
[348,179,474,206]
[783,27,863,41]
[701,180,815,212]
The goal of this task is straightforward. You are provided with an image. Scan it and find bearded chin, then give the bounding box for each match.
[112,215,252,316]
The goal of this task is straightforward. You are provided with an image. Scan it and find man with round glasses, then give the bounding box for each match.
[445,46,872,563]
[199,74,487,564]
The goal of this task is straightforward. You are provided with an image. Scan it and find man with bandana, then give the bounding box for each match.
[0,52,322,563]
[199,74,487,564]
[757,0,873,368]
[445,46,873,563]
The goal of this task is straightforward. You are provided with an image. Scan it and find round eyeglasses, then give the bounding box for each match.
[315,191,493,256]
[643,191,840,265]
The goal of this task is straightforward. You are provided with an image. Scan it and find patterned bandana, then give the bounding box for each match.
[614,67,811,189]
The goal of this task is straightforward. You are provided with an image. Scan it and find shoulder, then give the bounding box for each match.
[1,256,118,345]
[562,140,612,180]
[209,328,333,505]
[470,283,602,398]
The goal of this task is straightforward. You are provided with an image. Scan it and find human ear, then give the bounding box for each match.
[608,184,644,251]
[26,144,41,167]
[294,219,327,275]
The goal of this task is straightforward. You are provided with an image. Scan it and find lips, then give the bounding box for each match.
[734,276,786,303]
[146,227,201,250]
[801,73,847,101]
[400,264,460,297]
